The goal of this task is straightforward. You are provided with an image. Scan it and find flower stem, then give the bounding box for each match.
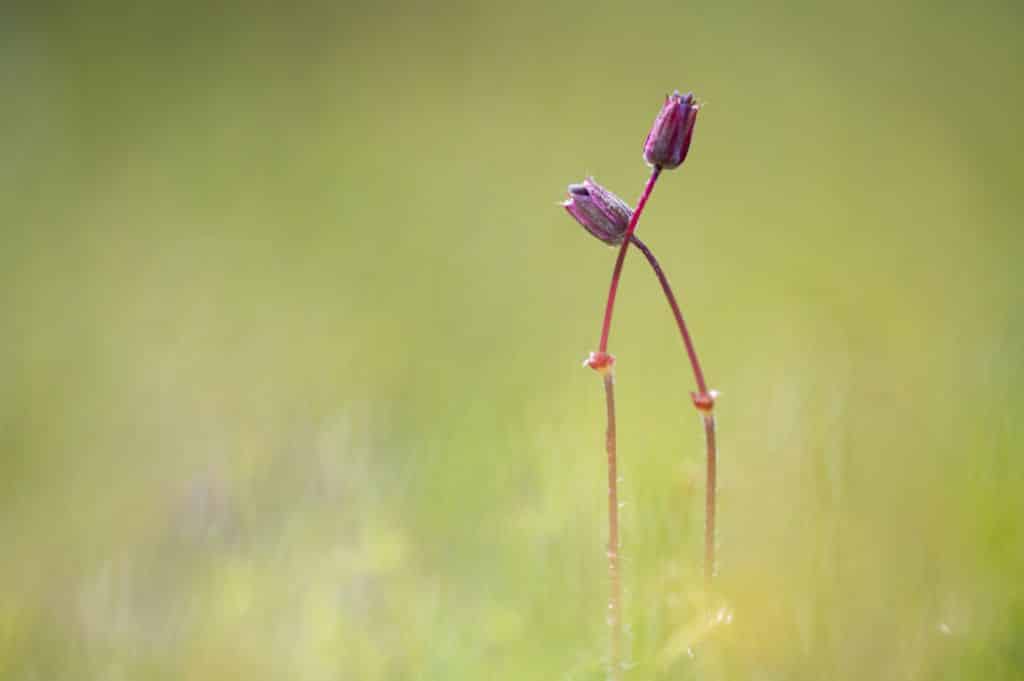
[603,373,622,681]
[597,167,662,353]
[628,236,708,395]
[594,168,661,680]
[703,414,717,589]
[628,234,718,589]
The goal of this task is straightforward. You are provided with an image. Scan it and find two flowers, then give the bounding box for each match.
[563,91,699,247]
[556,88,715,679]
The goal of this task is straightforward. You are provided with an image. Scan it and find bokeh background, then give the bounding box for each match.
[2,1,1022,679]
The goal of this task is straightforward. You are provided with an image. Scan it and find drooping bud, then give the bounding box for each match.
[643,91,699,169]
[562,178,634,245]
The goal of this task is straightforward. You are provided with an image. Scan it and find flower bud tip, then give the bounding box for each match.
[643,90,699,170]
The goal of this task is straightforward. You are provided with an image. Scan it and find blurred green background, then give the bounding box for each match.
[2,1,1022,679]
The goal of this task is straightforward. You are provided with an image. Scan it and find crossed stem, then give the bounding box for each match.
[594,167,660,681]
[594,168,718,680]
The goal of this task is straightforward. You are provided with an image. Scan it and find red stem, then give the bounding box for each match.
[628,235,708,395]
[595,168,660,679]
[629,234,717,588]
[603,374,622,681]
[598,167,662,353]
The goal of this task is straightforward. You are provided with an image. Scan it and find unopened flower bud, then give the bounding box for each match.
[562,178,634,245]
[643,91,699,169]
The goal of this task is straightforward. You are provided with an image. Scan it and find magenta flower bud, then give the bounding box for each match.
[562,178,634,245]
[643,91,699,169]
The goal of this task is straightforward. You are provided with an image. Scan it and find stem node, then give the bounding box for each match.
[691,389,720,414]
[584,351,616,375]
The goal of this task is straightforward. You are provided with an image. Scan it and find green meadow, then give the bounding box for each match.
[2,1,1022,678]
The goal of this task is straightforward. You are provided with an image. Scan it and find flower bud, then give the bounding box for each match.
[562,178,634,245]
[643,91,699,169]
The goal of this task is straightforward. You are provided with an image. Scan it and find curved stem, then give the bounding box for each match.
[629,234,718,589]
[628,235,708,395]
[603,374,622,681]
[598,167,662,353]
[593,169,661,678]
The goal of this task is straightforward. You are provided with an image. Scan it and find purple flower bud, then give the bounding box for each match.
[643,91,699,169]
[562,178,634,245]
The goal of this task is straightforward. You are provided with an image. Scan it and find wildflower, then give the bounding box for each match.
[562,178,633,245]
[643,91,699,169]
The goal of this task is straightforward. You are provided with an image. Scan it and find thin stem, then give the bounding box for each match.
[598,167,662,353]
[593,169,661,679]
[629,234,718,589]
[703,414,717,589]
[603,373,622,681]
[628,235,708,395]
